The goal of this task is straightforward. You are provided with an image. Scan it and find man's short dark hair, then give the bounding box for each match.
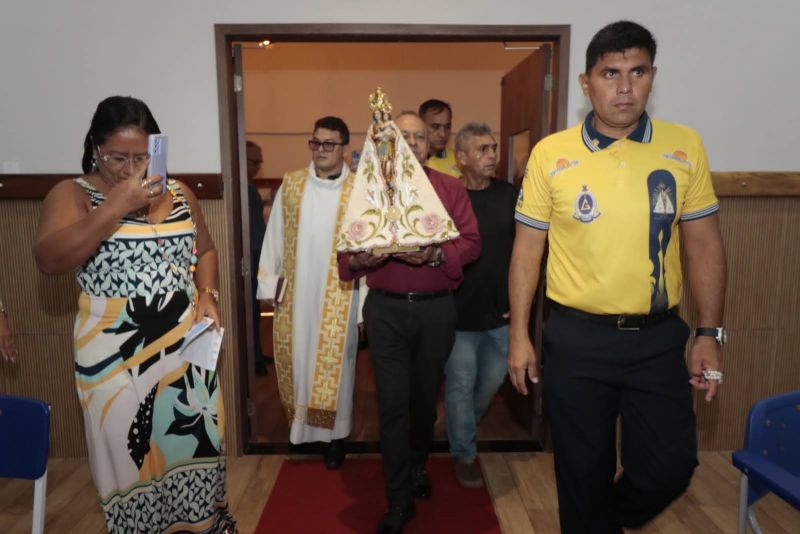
[313,116,349,145]
[585,21,657,74]
[418,99,452,119]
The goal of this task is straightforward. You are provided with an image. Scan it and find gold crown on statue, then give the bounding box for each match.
[368,87,393,115]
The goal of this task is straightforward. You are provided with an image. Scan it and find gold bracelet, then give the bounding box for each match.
[198,287,219,302]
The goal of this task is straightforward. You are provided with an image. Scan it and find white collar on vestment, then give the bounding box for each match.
[308,161,350,189]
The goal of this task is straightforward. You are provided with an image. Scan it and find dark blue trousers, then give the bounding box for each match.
[543,307,698,533]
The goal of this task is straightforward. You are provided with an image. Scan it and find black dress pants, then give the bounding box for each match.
[542,307,698,533]
[364,291,456,507]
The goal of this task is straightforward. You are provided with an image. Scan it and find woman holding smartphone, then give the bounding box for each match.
[34,96,235,533]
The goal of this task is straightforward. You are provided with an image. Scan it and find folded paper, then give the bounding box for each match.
[179,317,224,371]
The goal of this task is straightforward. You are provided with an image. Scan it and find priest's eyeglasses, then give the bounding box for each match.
[308,139,346,152]
[96,145,151,170]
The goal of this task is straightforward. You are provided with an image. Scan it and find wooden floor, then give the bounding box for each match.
[1,452,797,533]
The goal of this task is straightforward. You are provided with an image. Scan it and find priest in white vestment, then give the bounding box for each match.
[257,116,362,469]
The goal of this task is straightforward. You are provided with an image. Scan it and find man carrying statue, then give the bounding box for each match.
[338,90,480,534]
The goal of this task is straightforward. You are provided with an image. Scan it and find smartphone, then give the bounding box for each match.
[147,133,168,188]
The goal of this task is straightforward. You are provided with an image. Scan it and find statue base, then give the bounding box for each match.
[371,244,421,255]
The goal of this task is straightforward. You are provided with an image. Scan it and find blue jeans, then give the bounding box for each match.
[444,325,509,462]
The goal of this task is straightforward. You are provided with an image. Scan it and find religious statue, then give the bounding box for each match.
[336,87,460,255]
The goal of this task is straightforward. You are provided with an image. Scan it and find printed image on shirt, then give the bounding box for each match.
[648,170,678,313]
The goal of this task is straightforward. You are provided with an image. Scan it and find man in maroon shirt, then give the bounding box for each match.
[338,112,480,534]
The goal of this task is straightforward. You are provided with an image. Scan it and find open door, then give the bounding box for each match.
[498,43,556,447]
[217,30,569,453]
[499,43,557,186]
[233,43,261,443]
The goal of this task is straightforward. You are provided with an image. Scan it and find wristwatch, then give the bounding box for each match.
[428,246,444,267]
[695,327,727,345]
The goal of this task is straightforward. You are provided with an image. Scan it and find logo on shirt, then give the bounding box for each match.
[651,181,676,215]
[573,185,601,223]
[662,149,692,168]
[549,157,579,177]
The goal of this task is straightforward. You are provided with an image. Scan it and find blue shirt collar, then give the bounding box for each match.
[581,111,652,152]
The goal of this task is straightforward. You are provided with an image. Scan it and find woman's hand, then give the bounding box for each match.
[106,171,165,215]
[194,292,221,328]
[0,312,17,363]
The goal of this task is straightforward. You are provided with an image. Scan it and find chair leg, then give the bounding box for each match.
[739,473,765,534]
[32,469,47,534]
[747,506,763,534]
[738,473,748,534]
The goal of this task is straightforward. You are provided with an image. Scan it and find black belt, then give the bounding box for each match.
[372,289,451,302]
[549,300,678,330]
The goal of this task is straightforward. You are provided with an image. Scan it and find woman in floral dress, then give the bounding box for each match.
[34,96,236,533]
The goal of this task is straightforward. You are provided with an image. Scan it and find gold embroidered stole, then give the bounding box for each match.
[273,168,356,429]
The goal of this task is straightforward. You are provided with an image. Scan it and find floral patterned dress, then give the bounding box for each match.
[72,178,235,533]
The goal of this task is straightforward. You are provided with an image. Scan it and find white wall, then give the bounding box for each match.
[1,0,798,173]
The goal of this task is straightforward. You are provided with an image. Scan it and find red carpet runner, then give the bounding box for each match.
[254,456,501,533]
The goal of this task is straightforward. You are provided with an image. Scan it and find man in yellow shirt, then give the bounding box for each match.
[509,21,727,533]
[419,99,462,179]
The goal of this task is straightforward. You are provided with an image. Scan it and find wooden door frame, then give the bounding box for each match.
[214,23,570,454]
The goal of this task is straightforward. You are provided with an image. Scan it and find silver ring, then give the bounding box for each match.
[702,369,724,384]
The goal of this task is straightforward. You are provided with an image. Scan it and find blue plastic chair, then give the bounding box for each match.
[731,390,800,534]
[0,395,51,534]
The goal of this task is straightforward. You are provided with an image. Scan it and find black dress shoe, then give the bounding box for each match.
[412,466,432,500]
[324,439,345,470]
[376,501,416,534]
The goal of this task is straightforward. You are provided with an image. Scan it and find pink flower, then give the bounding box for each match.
[421,213,443,234]
[347,220,368,241]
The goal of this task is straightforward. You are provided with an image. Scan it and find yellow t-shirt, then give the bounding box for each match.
[425,145,462,179]
[515,112,719,315]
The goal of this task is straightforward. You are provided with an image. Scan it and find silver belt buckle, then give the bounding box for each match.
[617,315,640,331]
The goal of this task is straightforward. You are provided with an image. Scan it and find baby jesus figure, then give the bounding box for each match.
[369,89,396,183]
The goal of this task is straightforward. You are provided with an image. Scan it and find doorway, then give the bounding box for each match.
[214,24,570,454]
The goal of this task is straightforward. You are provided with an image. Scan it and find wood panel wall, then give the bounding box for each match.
[1,173,798,455]
[681,196,800,449]
[0,198,241,457]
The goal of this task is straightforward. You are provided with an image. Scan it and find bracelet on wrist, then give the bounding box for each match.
[428,246,444,267]
[198,287,219,302]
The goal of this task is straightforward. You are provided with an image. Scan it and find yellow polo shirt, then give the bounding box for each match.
[515,112,719,315]
[425,145,462,179]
